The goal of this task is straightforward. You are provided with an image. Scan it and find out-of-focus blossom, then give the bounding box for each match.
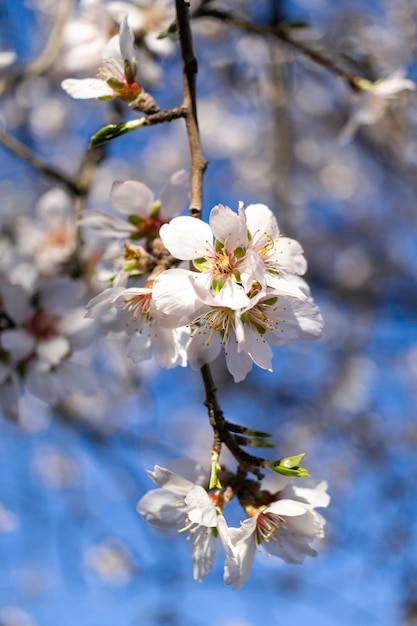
[0,275,96,417]
[0,502,18,532]
[59,0,174,83]
[85,539,135,584]
[340,69,416,143]
[137,460,235,582]
[79,170,189,243]
[0,51,17,70]
[0,607,38,626]
[15,188,78,277]
[62,17,143,103]
[224,479,330,590]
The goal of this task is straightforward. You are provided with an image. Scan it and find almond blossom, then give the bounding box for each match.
[79,170,189,243]
[159,202,310,309]
[15,188,78,277]
[61,17,143,103]
[153,268,323,382]
[0,275,96,415]
[224,479,330,590]
[137,461,235,582]
[340,68,416,143]
[85,283,190,369]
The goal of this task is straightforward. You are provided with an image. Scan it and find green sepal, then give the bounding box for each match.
[215,239,224,253]
[252,321,267,335]
[209,461,222,490]
[150,200,161,218]
[263,453,309,478]
[263,296,278,306]
[107,77,125,90]
[89,118,146,148]
[212,276,225,295]
[234,246,245,260]
[128,214,145,227]
[193,257,211,272]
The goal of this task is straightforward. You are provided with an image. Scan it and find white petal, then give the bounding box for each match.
[166,459,207,485]
[1,329,34,361]
[79,210,136,238]
[37,336,70,365]
[185,486,217,527]
[25,365,61,404]
[158,170,189,220]
[111,180,154,217]
[61,78,116,99]
[209,204,248,250]
[127,330,152,363]
[0,283,30,323]
[119,15,136,65]
[266,499,308,517]
[159,217,214,260]
[264,533,317,563]
[186,330,221,370]
[146,465,195,496]
[224,338,253,382]
[192,527,217,582]
[245,203,280,241]
[56,361,97,396]
[0,375,20,421]
[153,269,202,321]
[290,480,330,509]
[137,489,185,528]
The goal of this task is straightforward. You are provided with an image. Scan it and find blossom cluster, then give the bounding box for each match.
[137,459,330,588]
[83,172,323,381]
[0,274,96,420]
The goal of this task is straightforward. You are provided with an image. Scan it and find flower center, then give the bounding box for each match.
[25,308,58,340]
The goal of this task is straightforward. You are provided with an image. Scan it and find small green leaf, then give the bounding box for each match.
[246,438,275,449]
[263,453,309,478]
[241,428,273,438]
[89,118,146,148]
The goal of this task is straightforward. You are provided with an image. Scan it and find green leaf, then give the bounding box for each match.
[89,118,146,148]
[241,428,273,438]
[263,453,309,478]
[246,438,275,449]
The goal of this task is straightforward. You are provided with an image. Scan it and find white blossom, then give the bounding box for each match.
[340,69,416,143]
[224,480,330,590]
[61,17,143,103]
[137,461,236,582]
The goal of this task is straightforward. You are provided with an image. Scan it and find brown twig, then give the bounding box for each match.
[194,7,363,91]
[0,128,83,195]
[175,0,207,218]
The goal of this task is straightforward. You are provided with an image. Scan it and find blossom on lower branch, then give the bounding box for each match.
[137,461,236,582]
[137,461,330,588]
[224,479,330,590]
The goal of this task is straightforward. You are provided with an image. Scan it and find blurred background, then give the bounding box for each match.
[0,0,417,624]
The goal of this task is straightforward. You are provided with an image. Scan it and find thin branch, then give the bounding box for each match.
[176,0,207,218]
[194,7,363,91]
[27,0,74,76]
[0,129,82,195]
[0,0,74,96]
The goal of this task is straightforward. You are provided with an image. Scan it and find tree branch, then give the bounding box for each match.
[176,0,207,218]
[194,7,363,91]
